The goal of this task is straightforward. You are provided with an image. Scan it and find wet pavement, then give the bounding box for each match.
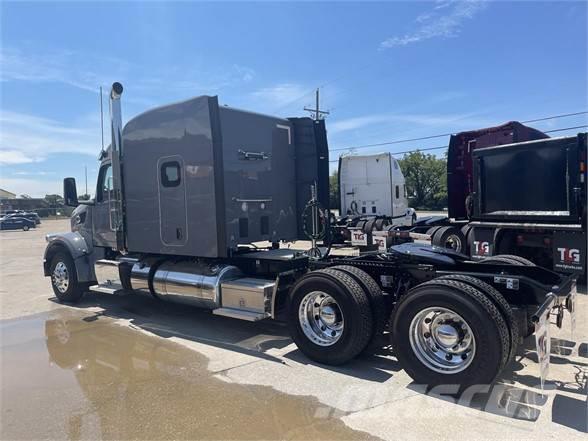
[1,309,373,440]
[1,220,587,440]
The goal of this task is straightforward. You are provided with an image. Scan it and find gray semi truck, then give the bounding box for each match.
[43,83,577,390]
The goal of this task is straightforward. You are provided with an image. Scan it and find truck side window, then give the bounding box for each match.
[96,164,113,202]
[161,161,181,188]
[395,185,400,199]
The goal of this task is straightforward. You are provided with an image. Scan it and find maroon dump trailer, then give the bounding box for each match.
[447,121,549,220]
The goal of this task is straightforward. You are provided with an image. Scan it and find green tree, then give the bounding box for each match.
[329,170,340,211]
[78,193,91,201]
[398,151,447,210]
[44,194,63,208]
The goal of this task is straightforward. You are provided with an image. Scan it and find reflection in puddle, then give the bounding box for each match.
[1,309,370,440]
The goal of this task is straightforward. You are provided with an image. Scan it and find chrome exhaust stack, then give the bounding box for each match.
[109,82,126,251]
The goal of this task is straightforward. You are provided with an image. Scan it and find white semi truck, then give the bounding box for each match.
[339,153,415,226]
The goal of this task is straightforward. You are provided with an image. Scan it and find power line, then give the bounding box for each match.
[544,124,588,133]
[330,111,588,153]
[328,124,588,163]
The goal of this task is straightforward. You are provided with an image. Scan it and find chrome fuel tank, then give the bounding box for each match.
[151,262,242,309]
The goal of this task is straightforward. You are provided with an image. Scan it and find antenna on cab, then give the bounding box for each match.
[100,86,105,154]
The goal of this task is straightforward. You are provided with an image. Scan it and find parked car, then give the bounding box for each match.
[6,211,41,224]
[0,217,36,231]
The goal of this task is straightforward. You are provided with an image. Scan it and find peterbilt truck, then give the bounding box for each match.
[43,83,577,390]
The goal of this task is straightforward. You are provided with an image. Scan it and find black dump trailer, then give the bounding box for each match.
[466,133,586,274]
[43,84,578,392]
[392,123,587,277]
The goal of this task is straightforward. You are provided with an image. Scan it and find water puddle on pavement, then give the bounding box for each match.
[1,309,372,440]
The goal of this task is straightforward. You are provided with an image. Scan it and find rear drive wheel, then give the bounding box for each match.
[50,252,87,303]
[288,269,373,365]
[432,226,466,253]
[330,265,387,354]
[392,279,510,390]
[435,274,519,364]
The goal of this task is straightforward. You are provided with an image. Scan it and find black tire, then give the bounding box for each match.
[480,256,527,266]
[435,275,519,364]
[426,226,443,238]
[460,225,473,255]
[391,279,510,390]
[288,269,373,365]
[375,218,387,231]
[489,254,536,266]
[330,265,387,354]
[23,225,29,231]
[49,252,87,303]
[432,226,466,253]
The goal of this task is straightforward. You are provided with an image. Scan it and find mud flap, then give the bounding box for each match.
[534,307,551,391]
[567,280,578,340]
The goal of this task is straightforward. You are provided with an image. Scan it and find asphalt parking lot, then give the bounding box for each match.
[1,219,587,440]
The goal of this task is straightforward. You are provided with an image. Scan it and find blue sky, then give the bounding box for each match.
[1,0,587,197]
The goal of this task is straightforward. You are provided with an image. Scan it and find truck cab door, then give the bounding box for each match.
[92,161,117,248]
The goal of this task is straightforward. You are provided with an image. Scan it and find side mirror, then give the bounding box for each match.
[63,177,78,206]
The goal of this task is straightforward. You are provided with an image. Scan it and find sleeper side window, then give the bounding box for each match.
[161,161,181,188]
[96,164,113,202]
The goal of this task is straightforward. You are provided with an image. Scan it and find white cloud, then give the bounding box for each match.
[249,83,311,110]
[0,46,128,93]
[380,0,487,49]
[0,46,255,99]
[329,111,489,136]
[0,110,100,164]
[0,177,62,198]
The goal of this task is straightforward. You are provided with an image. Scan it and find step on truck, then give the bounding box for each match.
[44,83,577,391]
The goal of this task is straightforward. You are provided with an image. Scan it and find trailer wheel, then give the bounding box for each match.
[426,226,443,239]
[480,255,535,266]
[432,226,466,253]
[330,265,387,354]
[435,275,519,364]
[49,252,88,303]
[482,254,536,266]
[288,269,373,365]
[460,225,473,254]
[391,279,510,390]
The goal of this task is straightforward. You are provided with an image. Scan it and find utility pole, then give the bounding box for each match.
[85,165,88,196]
[304,88,330,122]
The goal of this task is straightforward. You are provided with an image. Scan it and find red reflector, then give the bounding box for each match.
[581,162,586,172]
[516,235,524,245]
[544,237,551,245]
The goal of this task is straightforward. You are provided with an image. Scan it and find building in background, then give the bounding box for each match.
[0,189,16,199]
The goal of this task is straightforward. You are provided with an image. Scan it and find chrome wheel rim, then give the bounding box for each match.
[52,262,69,294]
[444,234,463,252]
[299,291,344,346]
[409,307,475,374]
